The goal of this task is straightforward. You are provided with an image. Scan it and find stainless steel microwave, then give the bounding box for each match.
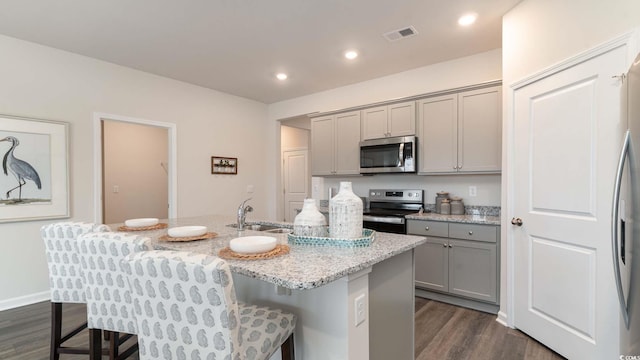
[359,136,416,174]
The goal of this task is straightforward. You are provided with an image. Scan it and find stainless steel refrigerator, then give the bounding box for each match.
[613,53,640,356]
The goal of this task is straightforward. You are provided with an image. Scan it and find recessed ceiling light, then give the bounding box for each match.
[276,73,288,81]
[458,13,477,26]
[344,50,358,60]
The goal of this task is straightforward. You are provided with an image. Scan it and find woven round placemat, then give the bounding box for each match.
[117,223,168,232]
[158,232,218,242]
[218,244,290,260]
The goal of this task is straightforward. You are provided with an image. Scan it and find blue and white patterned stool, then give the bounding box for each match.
[77,231,152,360]
[124,250,297,360]
[41,221,111,360]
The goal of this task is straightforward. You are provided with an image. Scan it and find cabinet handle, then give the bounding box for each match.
[468,231,473,236]
[442,243,447,248]
[425,226,430,231]
[453,166,457,170]
[448,244,453,248]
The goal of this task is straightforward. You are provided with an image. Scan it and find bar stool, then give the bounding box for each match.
[124,250,296,360]
[41,221,111,360]
[77,231,152,360]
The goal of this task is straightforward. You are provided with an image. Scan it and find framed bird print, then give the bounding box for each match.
[0,115,69,222]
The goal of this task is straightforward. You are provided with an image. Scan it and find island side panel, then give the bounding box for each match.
[369,249,415,360]
[233,269,371,360]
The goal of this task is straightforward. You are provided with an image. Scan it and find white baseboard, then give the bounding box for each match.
[496,310,509,327]
[0,291,50,311]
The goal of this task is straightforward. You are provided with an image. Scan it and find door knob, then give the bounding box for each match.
[511,217,523,226]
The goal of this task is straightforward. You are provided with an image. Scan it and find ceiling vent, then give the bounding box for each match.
[383,26,418,42]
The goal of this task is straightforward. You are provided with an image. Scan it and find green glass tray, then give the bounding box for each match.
[287,228,375,248]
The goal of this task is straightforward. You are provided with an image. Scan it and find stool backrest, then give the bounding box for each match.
[41,222,111,303]
[77,232,151,334]
[124,250,242,360]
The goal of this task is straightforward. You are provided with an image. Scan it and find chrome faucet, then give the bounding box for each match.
[237,197,253,230]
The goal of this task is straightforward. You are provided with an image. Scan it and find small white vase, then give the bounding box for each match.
[329,182,363,239]
[294,199,327,237]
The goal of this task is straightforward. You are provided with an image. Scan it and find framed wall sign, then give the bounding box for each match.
[0,115,69,222]
[211,156,237,174]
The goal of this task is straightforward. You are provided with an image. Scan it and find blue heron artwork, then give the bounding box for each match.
[0,132,50,204]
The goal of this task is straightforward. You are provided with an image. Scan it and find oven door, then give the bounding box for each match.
[362,214,406,234]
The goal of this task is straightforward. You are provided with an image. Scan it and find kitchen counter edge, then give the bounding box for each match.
[405,213,501,226]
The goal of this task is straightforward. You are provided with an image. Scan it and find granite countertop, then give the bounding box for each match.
[113,215,426,290]
[318,206,501,225]
[405,213,501,226]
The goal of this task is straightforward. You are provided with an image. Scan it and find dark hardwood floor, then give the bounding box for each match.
[1,298,564,359]
[415,297,565,360]
[0,301,138,360]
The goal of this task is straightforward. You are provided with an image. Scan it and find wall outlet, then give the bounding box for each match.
[354,294,366,327]
[469,186,477,197]
[246,185,254,194]
[113,185,119,193]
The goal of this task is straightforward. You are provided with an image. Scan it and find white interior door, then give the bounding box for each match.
[511,45,627,359]
[283,149,308,222]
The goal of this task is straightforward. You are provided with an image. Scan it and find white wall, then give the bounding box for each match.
[280,125,309,150]
[0,34,276,307]
[503,0,640,83]
[501,0,640,322]
[322,175,500,207]
[268,49,502,121]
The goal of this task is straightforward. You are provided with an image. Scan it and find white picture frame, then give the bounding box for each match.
[0,114,69,222]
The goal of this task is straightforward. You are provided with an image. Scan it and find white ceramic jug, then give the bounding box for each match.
[329,182,363,238]
[294,199,327,237]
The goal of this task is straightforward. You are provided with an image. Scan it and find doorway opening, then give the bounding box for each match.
[279,117,311,222]
[93,113,177,224]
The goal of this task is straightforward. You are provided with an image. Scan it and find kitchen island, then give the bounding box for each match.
[127,215,426,360]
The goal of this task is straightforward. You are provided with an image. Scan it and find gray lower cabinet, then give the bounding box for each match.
[408,220,499,304]
[415,237,448,292]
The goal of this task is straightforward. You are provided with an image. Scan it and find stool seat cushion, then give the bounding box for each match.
[238,302,296,360]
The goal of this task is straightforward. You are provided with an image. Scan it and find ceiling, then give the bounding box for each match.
[0,0,521,104]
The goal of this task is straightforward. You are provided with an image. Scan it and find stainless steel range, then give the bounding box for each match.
[363,189,424,234]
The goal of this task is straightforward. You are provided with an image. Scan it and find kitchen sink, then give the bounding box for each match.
[227,223,292,233]
[263,228,292,234]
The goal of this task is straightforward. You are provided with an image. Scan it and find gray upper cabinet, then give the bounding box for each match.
[417,85,502,174]
[311,111,361,176]
[361,101,415,140]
